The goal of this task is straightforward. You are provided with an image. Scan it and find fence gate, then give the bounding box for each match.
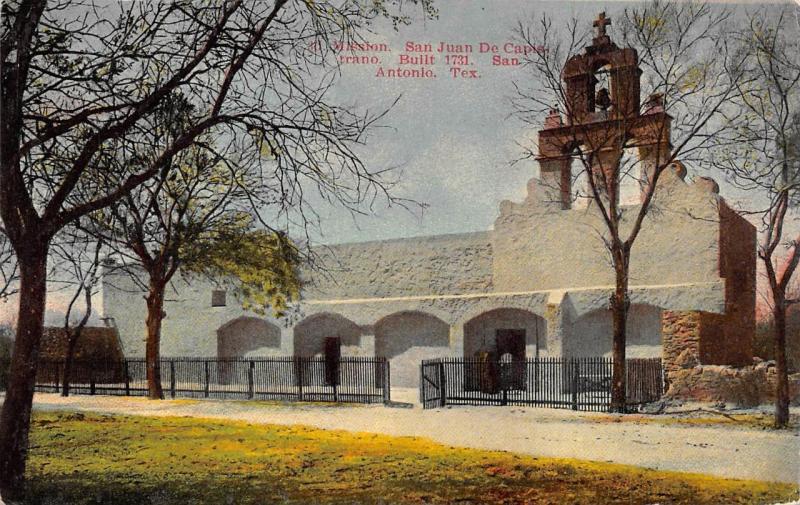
[418,357,663,412]
[419,360,445,409]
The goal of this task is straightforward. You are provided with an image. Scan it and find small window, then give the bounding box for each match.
[211,290,227,307]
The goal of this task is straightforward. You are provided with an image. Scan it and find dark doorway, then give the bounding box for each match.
[496,329,526,390]
[324,337,341,386]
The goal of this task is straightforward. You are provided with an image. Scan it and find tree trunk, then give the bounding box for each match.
[145,279,166,400]
[0,247,48,501]
[61,332,80,397]
[772,300,790,428]
[609,254,629,413]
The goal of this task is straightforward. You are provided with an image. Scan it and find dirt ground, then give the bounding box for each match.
[21,392,800,485]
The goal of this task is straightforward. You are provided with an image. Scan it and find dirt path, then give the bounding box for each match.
[25,393,800,485]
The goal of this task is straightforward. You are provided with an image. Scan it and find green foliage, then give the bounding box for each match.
[180,222,301,318]
[91,91,301,319]
[24,411,797,505]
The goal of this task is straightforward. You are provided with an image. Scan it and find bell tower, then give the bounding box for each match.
[536,12,671,209]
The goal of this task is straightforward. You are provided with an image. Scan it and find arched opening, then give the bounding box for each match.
[375,311,450,388]
[216,317,281,385]
[567,304,662,358]
[592,61,613,114]
[293,313,362,387]
[464,308,546,358]
[293,313,361,357]
[463,308,546,392]
[217,317,281,358]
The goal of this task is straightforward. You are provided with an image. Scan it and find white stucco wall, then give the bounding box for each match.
[492,167,722,293]
[98,162,734,395]
[100,270,291,358]
[303,231,493,300]
[566,304,662,358]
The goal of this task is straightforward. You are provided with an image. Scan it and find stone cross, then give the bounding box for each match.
[593,12,611,38]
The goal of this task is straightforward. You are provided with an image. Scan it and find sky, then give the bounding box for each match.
[303,0,592,244]
[1,0,798,326]
[296,0,797,245]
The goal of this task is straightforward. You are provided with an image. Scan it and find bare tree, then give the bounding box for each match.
[513,1,746,411]
[710,6,800,428]
[0,0,435,499]
[49,229,104,397]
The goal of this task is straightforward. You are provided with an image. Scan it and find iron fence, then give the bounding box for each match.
[420,357,663,411]
[1,356,390,404]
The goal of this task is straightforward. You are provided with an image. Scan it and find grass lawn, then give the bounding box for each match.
[24,411,798,505]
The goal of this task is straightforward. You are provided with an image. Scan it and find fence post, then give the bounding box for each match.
[570,359,578,411]
[331,357,338,402]
[295,357,304,401]
[382,358,391,405]
[438,361,447,408]
[204,360,210,398]
[419,362,424,405]
[170,361,176,399]
[55,361,61,394]
[90,364,96,396]
[248,361,255,399]
[124,360,130,396]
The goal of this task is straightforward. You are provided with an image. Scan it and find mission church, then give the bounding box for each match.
[99,14,756,390]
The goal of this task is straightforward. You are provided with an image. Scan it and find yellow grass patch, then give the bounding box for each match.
[24,411,798,504]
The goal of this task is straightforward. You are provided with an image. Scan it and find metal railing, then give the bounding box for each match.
[3,356,390,405]
[420,357,663,411]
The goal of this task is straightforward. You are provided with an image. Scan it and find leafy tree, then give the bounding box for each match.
[180,225,301,318]
[0,0,435,499]
[90,98,301,398]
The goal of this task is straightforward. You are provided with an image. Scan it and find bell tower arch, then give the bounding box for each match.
[537,12,671,209]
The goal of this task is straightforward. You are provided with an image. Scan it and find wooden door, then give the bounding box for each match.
[495,329,526,390]
[324,337,341,386]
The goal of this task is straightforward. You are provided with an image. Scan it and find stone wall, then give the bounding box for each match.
[662,304,758,398]
[661,311,702,375]
[665,361,800,407]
